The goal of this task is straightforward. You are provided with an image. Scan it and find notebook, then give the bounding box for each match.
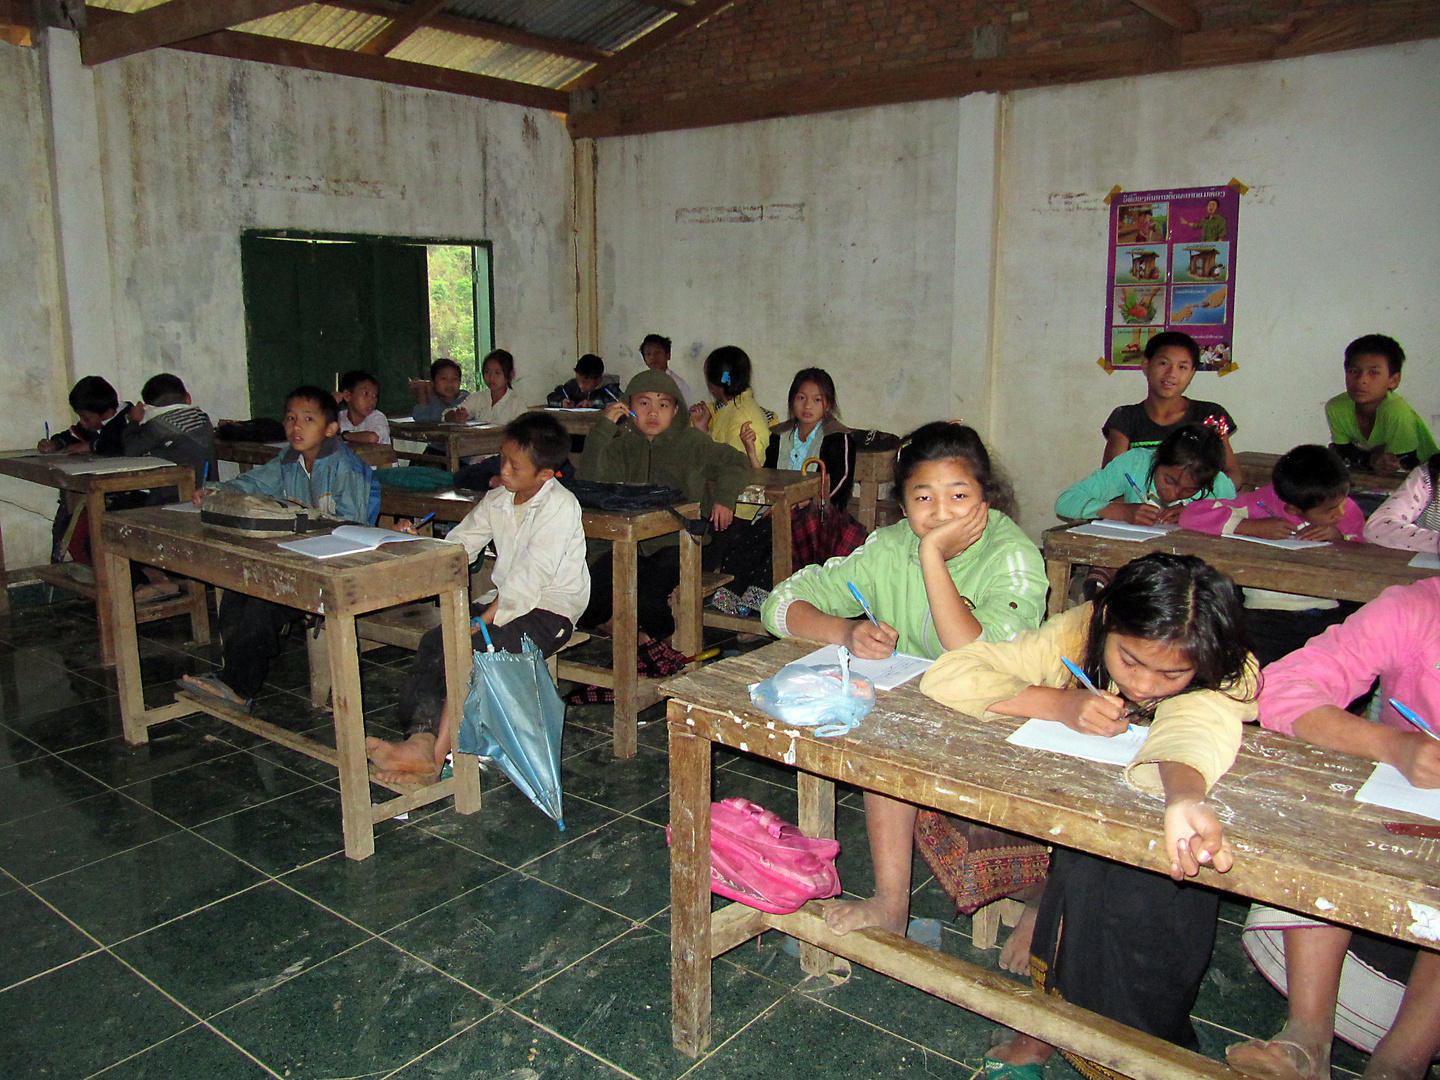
[277,525,427,559]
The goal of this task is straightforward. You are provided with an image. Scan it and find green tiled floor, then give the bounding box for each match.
[0,594,1375,1079]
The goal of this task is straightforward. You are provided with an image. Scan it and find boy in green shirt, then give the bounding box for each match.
[1326,334,1436,475]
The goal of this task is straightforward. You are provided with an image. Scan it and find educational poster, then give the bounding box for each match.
[1105,184,1240,372]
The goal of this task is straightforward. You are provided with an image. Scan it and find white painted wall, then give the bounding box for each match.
[0,33,575,569]
[596,39,1440,537]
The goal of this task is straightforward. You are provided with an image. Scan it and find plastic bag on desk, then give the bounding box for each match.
[748,647,875,737]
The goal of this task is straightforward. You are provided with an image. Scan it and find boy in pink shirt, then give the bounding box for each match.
[1179,443,1365,542]
[1227,578,1440,1080]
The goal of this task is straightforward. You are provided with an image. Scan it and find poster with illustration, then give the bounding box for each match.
[1105,184,1240,371]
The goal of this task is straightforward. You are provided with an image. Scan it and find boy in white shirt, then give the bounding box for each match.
[337,370,391,445]
[366,412,588,783]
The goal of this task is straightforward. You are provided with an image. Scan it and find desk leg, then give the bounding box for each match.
[105,549,148,744]
[612,539,639,759]
[440,586,481,815]
[673,531,702,666]
[176,475,210,645]
[669,718,713,1056]
[796,771,843,976]
[0,500,8,615]
[1045,557,1071,618]
[89,490,117,665]
[327,612,375,861]
[771,498,794,585]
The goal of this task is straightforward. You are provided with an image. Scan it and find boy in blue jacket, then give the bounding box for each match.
[181,386,380,710]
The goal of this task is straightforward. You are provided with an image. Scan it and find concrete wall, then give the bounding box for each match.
[1,32,575,569]
[596,39,1440,535]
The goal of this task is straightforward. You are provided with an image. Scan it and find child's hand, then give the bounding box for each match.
[1121,502,1164,526]
[1163,797,1232,880]
[1295,522,1341,542]
[444,407,469,423]
[62,440,89,455]
[844,618,898,660]
[689,403,711,432]
[409,378,432,403]
[1392,733,1440,788]
[192,487,206,507]
[709,504,734,531]
[127,402,146,424]
[36,438,57,453]
[394,519,417,535]
[919,502,989,561]
[739,421,757,453]
[470,599,499,630]
[1370,447,1402,475]
[1058,688,1128,736]
[1241,517,1297,540]
[1156,503,1183,524]
[602,401,630,424]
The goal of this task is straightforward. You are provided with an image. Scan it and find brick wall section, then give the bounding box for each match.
[590,0,1387,111]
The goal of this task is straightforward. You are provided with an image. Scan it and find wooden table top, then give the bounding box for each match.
[216,440,397,469]
[0,452,192,493]
[663,638,1440,947]
[1238,450,1405,494]
[738,468,823,504]
[99,506,467,616]
[1043,522,1438,603]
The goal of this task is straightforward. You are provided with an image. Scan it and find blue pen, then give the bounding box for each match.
[202,461,209,484]
[847,581,880,626]
[1123,472,1152,505]
[1389,698,1440,742]
[1255,500,1296,534]
[44,422,50,442]
[1061,656,1102,695]
[415,512,435,527]
[472,616,494,651]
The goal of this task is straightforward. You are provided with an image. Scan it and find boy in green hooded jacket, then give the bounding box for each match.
[579,369,750,646]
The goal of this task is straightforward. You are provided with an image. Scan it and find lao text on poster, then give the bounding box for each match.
[1107,184,1239,372]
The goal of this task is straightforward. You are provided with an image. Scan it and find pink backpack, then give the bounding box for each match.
[668,797,842,914]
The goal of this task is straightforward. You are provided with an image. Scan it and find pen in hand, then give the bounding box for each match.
[1255,500,1297,536]
[847,581,880,626]
[1061,656,1102,695]
[1390,698,1440,742]
[1123,472,1154,506]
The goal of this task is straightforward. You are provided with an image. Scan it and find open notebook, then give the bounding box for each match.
[277,526,427,559]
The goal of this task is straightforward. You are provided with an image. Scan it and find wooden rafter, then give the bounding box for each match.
[81,6,568,111]
[635,0,694,13]
[326,0,611,64]
[80,0,310,65]
[565,0,740,92]
[356,0,448,55]
[1125,0,1201,33]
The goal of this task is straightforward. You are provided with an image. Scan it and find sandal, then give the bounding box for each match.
[1224,1038,1321,1080]
[177,673,252,714]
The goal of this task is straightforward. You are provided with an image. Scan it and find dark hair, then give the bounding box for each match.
[1345,333,1405,376]
[503,412,569,472]
[69,376,119,416]
[1144,331,1200,366]
[575,353,605,379]
[430,358,462,380]
[894,421,1015,517]
[338,369,378,394]
[285,385,339,425]
[641,334,671,354]
[1146,424,1225,497]
[481,349,515,389]
[788,368,838,418]
[140,373,187,407]
[704,346,752,398]
[1272,444,1350,510]
[1081,552,1254,709]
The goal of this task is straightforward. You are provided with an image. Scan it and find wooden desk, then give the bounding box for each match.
[1042,523,1440,617]
[662,639,1440,1076]
[851,447,893,532]
[217,440,397,471]
[1238,450,1404,495]
[375,486,702,759]
[389,421,505,472]
[537,408,604,437]
[98,507,481,861]
[0,453,208,659]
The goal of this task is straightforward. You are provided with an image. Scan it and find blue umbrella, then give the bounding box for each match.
[457,624,566,829]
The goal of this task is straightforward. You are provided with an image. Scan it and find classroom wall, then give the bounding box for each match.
[0,31,577,570]
[595,38,1440,537]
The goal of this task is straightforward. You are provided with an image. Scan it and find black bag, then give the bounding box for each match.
[564,479,687,512]
[216,418,287,442]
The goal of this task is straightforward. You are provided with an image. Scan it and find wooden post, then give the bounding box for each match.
[796,769,842,976]
[104,547,148,743]
[326,609,375,860]
[440,584,481,815]
[611,537,639,758]
[669,715,713,1056]
[673,529,703,664]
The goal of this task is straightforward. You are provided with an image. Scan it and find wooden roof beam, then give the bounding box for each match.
[324,1,611,64]
[565,0,741,92]
[634,0,694,12]
[356,0,448,55]
[81,0,310,65]
[1125,0,1201,34]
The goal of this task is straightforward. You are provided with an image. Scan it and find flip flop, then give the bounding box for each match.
[1224,1038,1320,1080]
[178,673,252,714]
[981,1057,1045,1080]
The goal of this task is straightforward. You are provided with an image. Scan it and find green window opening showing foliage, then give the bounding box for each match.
[428,244,494,389]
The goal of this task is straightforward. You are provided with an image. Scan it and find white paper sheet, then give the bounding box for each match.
[1409,552,1440,570]
[277,525,426,559]
[797,644,933,691]
[1356,762,1440,823]
[43,456,176,475]
[1226,534,1331,551]
[1067,521,1179,542]
[1005,718,1148,766]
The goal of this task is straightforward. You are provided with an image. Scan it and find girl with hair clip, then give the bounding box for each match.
[762,367,856,512]
[760,421,1048,937]
[691,345,774,468]
[921,552,1259,1080]
[1056,422,1236,524]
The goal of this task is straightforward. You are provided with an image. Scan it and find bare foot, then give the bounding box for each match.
[366,733,440,785]
[822,895,908,936]
[1225,1036,1327,1080]
[988,1030,1054,1069]
[179,673,248,708]
[999,902,1039,974]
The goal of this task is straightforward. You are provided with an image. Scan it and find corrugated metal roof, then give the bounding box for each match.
[84,0,678,91]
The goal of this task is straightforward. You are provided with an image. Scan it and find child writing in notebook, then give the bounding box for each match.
[920,552,1259,1080]
[1365,452,1440,551]
[760,422,1047,936]
[1102,330,1241,489]
[1057,423,1235,524]
[1227,579,1440,1080]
